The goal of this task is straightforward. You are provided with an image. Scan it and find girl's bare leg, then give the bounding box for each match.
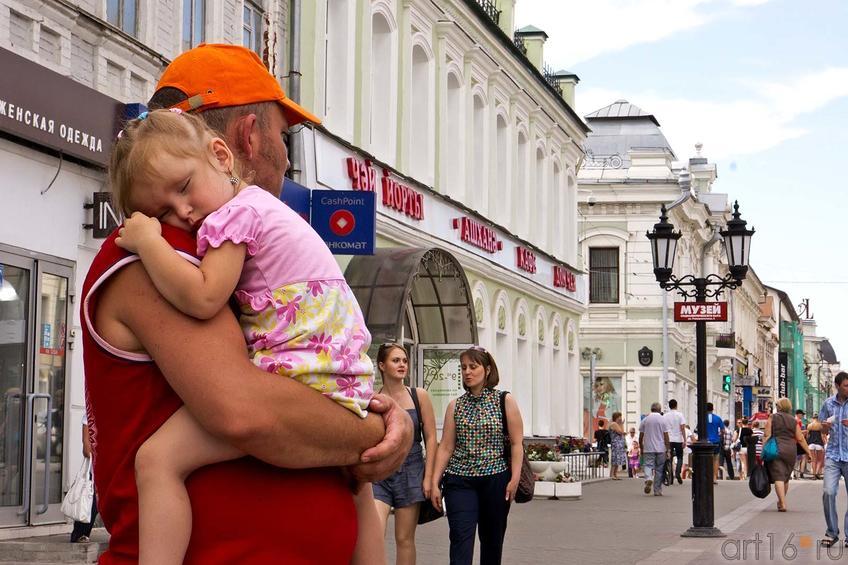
[393,504,420,565]
[135,406,243,565]
[351,485,386,565]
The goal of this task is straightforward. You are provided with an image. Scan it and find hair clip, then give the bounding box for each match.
[137,111,149,120]
[470,345,487,353]
[168,108,183,115]
[116,129,124,139]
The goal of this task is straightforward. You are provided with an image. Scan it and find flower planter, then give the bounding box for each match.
[528,461,550,480]
[555,481,582,499]
[534,480,556,498]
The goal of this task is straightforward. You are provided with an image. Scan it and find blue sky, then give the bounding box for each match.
[516,0,848,362]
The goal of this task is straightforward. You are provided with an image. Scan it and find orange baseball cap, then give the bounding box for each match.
[155,43,320,126]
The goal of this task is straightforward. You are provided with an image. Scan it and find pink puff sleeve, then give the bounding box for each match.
[196,202,263,258]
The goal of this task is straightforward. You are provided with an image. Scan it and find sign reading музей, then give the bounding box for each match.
[674,301,728,322]
[0,47,123,167]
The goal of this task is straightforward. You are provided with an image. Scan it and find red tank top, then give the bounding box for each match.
[81,226,356,564]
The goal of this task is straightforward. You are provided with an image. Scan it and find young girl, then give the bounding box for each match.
[628,439,641,478]
[109,108,382,565]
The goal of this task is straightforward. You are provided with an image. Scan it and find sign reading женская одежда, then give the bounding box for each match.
[0,47,123,167]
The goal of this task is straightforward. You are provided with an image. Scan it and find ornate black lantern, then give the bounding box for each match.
[646,204,682,285]
[720,201,755,282]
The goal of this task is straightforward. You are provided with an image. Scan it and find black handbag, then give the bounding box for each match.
[501,391,535,503]
[410,388,444,524]
[749,463,771,498]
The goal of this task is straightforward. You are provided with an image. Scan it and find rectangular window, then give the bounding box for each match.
[106,0,138,37]
[589,247,619,304]
[243,1,263,56]
[183,0,206,52]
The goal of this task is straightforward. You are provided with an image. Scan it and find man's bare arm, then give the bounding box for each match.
[99,261,394,469]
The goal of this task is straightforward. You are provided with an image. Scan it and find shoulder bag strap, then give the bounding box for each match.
[408,387,423,443]
[500,390,509,458]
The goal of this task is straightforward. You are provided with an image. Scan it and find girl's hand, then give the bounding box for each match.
[423,475,432,499]
[505,478,519,502]
[116,212,162,253]
[430,483,442,512]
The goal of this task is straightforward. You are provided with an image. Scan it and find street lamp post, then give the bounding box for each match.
[646,201,754,538]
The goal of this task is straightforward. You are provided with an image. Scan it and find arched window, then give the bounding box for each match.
[370,11,395,161]
[512,130,528,237]
[446,72,463,200]
[471,94,486,211]
[494,114,509,224]
[551,161,563,257]
[534,147,546,246]
[409,43,433,183]
[324,0,352,135]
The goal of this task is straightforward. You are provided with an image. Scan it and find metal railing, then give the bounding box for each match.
[546,451,607,482]
[542,63,563,95]
[475,0,501,26]
[513,34,527,55]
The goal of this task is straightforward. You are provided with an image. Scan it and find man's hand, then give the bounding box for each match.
[116,212,162,253]
[350,393,414,482]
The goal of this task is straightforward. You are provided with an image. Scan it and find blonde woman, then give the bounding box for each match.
[764,397,811,512]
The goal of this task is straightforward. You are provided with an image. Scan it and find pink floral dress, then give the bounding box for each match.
[197,186,373,417]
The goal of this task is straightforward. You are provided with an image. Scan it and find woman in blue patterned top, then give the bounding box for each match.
[430,347,525,565]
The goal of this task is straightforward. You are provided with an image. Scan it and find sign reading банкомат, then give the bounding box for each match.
[0,47,123,167]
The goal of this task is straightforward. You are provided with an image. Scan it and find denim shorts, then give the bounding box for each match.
[373,447,426,508]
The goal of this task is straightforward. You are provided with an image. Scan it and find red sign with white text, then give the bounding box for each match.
[674,302,728,322]
[516,247,537,274]
[453,217,502,254]
[346,157,423,220]
[553,266,577,292]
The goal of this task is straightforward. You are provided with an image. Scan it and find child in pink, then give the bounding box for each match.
[110,109,379,565]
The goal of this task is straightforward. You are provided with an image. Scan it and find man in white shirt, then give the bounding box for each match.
[663,399,687,485]
[639,402,671,496]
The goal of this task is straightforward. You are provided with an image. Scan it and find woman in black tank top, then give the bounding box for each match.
[372,343,439,564]
[807,415,825,480]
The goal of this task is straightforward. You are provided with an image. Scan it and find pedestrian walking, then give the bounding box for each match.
[736,418,753,480]
[69,421,98,544]
[628,440,642,478]
[721,420,736,480]
[638,402,670,496]
[701,403,726,484]
[594,420,611,466]
[752,420,765,464]
[609,412,627,480]
[764,397,811,512]
[807,415,825,480]
[431,347,525,565]
[818,372,848,548]
[794,409,808,479]
[373,343,439,565]
[663,399,686,484]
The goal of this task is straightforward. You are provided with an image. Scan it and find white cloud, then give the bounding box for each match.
[577,67,848,160]
[515,0,771,67]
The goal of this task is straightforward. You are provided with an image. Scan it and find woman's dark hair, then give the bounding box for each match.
[612,411,622,422]
[459,346,500,389]
[376,343,407,376]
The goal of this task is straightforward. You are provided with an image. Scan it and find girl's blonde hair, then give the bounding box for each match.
[109,109,229,217]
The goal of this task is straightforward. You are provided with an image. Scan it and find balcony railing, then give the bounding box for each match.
[475,0,501,26]
[715,332,736,349]
[513,34,527,55]
[543,63,563,95]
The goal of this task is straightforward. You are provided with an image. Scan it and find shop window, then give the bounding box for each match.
[107,0,138,37]
[183,0,206,52]
[243,1,263,56]
[589,247,619,303]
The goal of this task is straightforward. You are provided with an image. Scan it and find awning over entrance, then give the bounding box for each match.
[344,247,477,345]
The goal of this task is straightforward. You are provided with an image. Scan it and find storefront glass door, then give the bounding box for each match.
[417,345,473,430]
[0,250,70,527]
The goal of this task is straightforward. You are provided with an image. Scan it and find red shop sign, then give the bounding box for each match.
[516,247,537,274]
[553,266,576,292]
[674,302,728,322]
[346,157,377,192]
[380,170,423,220]
[453,217,502,254]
